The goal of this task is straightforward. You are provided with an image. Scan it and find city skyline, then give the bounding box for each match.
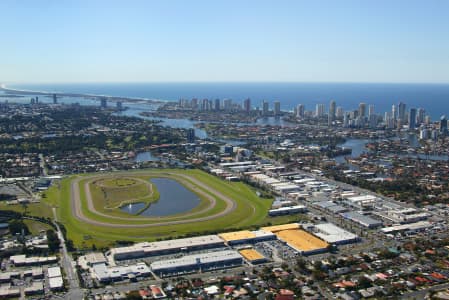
[1,0,449,84]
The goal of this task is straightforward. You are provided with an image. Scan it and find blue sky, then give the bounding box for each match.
[1,0,449,83]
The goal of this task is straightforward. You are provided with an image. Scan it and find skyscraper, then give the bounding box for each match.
[53,94,57,104]
[343,113,349,128]
[214,98,221,111]
[416,108,425,125]
[100,97,107,108]
[328,100,336,126]
[398,102,406,122]
[187,128,195,143]
[440,115,447,134]
[369,114,377,129]
[358,102,366,118]
[329,100,336,117]
[223,99,232,111]
[368,104,375,116]
[243,98,251,113]
[336,107,344,119]
[274,101,281,116]
[392,104,397,120]
[408,108,416,130]
[262,100,269,116]
[191,98,198,109]
[296,104,305,118]
[315,104,325,117]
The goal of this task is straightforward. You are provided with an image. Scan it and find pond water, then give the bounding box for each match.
[135,152,159,163]
[120,178,201,217]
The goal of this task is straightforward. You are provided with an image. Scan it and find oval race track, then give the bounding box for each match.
[69,171,239,228]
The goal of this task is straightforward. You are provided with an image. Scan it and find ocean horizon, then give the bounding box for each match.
[5,82,449,120]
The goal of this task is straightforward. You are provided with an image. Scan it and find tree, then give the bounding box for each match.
[46,229,60,253]
[8,219,29,236]
[126,291,143,300]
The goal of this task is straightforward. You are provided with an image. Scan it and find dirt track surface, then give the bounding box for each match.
[70,172,237,228]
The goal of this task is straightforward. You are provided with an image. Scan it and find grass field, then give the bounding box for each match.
[89,176,159,211]
[43,169,274,249]
[0,202,54,219]
[23,219,53,235]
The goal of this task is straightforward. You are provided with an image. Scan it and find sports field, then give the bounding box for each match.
[43,169,273,248]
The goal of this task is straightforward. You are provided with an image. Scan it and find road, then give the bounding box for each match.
[400,282,449,299]
[69,171,242,228]
[52,208,84,300]
[39,153,48,176]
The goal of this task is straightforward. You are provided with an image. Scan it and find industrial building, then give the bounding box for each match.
[78,252,107,269]
[375,208,430,224]
[218,230,275,245]
[0,272,19,283]
[108,235,225,261]
[47,266,63,291]
[150,250,243,277]
[381,221,433,235]
[9,254,58,266]
[309,223,360,245]
[275,229,329,255]
[91,262,151,283]
[314,201,348,214]
[262,223,300,233]
[24,282,44,296]
[238,249,267,264]
[268,205,307,216]
[0,286,20,298]
[345,195,379,209]
[341,212,383,228]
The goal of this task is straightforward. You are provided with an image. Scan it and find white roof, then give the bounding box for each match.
[313,223,359,243]
[83,252,107,265]
[47,266,62,278]
[381,221,432,233]
[253,230,275,238]
[91,262,151,281]
[219,161,254,167]
[347,195,378,202]
[111,235,224,258]
[269,205,306,213]
[151,250,241,271]
[274,184,300,191]
[49,276,63,289]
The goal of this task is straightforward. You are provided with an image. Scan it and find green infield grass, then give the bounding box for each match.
[46,169,273,249]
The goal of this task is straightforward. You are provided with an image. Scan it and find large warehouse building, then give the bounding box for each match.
[261,223,300,233]
[275,229,329,255]
[268,205,307,216]
[150,250,243,277]
[218,230,275,245]
[262,223,329,255]
[310,223,360,245]
[91,262,152,283]
[341,211,383,228]
[108,235,225,261]
[238,248,267,264]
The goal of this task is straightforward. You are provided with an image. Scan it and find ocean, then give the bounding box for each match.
[6,82,449,120]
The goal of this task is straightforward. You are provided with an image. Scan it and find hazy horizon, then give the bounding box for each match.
[1,0,449,83]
